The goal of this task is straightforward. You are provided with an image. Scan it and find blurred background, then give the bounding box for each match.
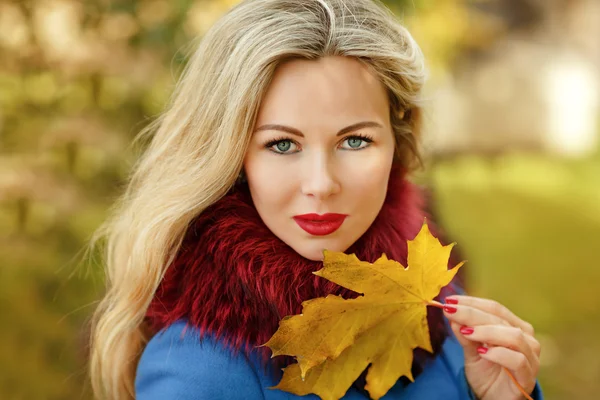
[0,0,598,398]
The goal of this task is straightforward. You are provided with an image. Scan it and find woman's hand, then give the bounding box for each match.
[443,295,541,400]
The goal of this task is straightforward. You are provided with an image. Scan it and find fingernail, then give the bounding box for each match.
[446,298,459,305]
[477,346,488,354]
[460,326,474,335]
[443,305,457,314]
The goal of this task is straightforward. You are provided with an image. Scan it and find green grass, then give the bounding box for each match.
[430,153,600,399]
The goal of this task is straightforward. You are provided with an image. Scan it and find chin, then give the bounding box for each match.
[289,243,327,261]
[295,248,326,262]
[295,241,352,262]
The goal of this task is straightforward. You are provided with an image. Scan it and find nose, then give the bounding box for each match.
[300,152,341,199]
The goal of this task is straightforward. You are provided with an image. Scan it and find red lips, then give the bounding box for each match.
[293,213,347,236]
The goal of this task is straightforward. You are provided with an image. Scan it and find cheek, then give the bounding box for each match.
[340,152,393,224]
[343,152,393,194]
[244,153,296,207]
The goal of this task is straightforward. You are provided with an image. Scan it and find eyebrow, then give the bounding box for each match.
[254,121,383,137]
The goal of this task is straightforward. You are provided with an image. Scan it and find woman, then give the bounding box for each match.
[89,0,543,399]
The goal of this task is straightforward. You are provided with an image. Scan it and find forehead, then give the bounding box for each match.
[257,56,389,125]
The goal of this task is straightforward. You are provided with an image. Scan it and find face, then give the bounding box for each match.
[244,56,396,261]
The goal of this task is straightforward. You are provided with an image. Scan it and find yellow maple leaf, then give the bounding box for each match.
[264,221,464,400]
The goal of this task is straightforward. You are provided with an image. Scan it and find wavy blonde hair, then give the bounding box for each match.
[89,0,427,398]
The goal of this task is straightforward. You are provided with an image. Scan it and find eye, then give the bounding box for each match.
[339,135,373,150]
[265,139,300,154]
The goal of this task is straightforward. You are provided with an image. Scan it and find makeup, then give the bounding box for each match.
[293,213,347,236]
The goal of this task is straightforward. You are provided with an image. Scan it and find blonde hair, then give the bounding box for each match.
[89,0,426,398]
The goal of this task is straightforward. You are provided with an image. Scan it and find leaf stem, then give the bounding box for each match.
[427,300,444,309]
[503,367,534,400]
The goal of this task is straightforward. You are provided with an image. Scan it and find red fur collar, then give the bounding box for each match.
[146,169,461,366]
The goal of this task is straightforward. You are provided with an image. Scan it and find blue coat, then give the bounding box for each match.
[135,320,543,400]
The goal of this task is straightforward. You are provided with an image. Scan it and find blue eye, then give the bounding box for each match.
[266,139,299,154]
[340,135,373,150]
[276,141,291,152]
[347,138,363,148]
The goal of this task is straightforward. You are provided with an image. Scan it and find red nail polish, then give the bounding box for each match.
[477,347,488,354]
[446,298,459,305]
[460,326,474,335]
[443,305,457,314]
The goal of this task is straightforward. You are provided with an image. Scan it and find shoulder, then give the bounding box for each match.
[135,321,265,400]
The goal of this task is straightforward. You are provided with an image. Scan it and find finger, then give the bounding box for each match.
[446,296,534,335]
[458,325,539,367]
[450,321,481,363]
[477,346,537,395]
[442,303,509,328]
[529,335,542,358]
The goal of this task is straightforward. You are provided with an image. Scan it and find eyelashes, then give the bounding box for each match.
[346,133,374,144]
[264,136,294,149]
[263,134,374,154]
[340,134,374,150]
